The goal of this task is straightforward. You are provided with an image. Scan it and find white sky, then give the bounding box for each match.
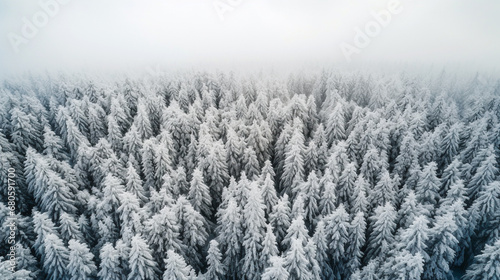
[1,0,499,77]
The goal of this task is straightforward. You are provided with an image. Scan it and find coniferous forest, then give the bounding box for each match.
[0,70,500,280]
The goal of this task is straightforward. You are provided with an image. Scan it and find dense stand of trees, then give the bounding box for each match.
[0,70,500,279]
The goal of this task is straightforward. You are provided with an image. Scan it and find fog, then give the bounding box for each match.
[1,0,499,77]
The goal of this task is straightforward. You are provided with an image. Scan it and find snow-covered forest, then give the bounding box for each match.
[0,70,499,280]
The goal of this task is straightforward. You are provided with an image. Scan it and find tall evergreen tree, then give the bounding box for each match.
[128,234,159,280]
[163,250,196,280]
[205,240,225,280]
[98,243,122,280]
[241,185,267,280]
[464,238,500,280]
[366,203,397,261]
[43,233,70,280]
[67,239,97,280]
[261,256,289,280]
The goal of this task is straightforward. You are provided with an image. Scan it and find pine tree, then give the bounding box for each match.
[358,259,380,280]
[98,243,122,280]
[206,240,225,280]
[464,238,500,280]
[326,103,346,146]
[394,132,418,181]
[225,127,244,179]
[283,212,309,251]
[154,141,173,189]
[261,173,278,218]
[59,212,85,244]
[438,179,467,215]
[260,160,276,183]
[15,243,40,279]
[216,197,243,279]
[304,141,319,175]
[10,107,43,153]
[107,114,123,152]
[386,250,424,280]
[65,117,90,159]
[188,167,212,218]
[261,256,289,280]
[125,160,147,205]
[415,162,441,214]
[467,152,498,201]
[198,140,229,206]
[366,203,397,261]
[43,125,67,160]
[87,105,107,145]
[246,121,271,166]
[397,215,430,260]
[143,206,184,263]
[472,181,500,233]
[269,194,291,247]
[348,212,366,272]
[243,146,260,179]
[281,126,305,198]
[163,250,196,280]
[369,168,398,212]
[43,233,70,280]
[116,192,142,240]
[440,158,462,197]
[67,239,97,280]
[351,174,369,215]
[440,123,462,168]
[319,172,337,216]
[312,123,328,173]
[312,220,334,279]
[128,234,159,280]
[337,162,357,207]
[174,196,208,270]
[261,224,279,267]
[133,99,153,140]
[423,212,458,280]
[33,211,57,263]
[398,190,430,229]
[304,238,322,279]
[25,149,77,219]
[324,204,350,278]
[361,145,385,188]
[284,238,313,280]
[141,138,158,191]
[302,171,320,225]
[241,185,267,280]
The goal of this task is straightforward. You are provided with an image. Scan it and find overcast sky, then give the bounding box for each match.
[1,0,499,77]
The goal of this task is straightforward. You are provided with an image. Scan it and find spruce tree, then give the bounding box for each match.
[205,240,225,280]
[43,233,70,280]
[163,250,196,280]
[464,238,500,280]
[366,203,397,261]
[128,234,159,280]
[241,185,267,280]
[67,239,97,280]
[98,243,122,280]
[261,256,289,280]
